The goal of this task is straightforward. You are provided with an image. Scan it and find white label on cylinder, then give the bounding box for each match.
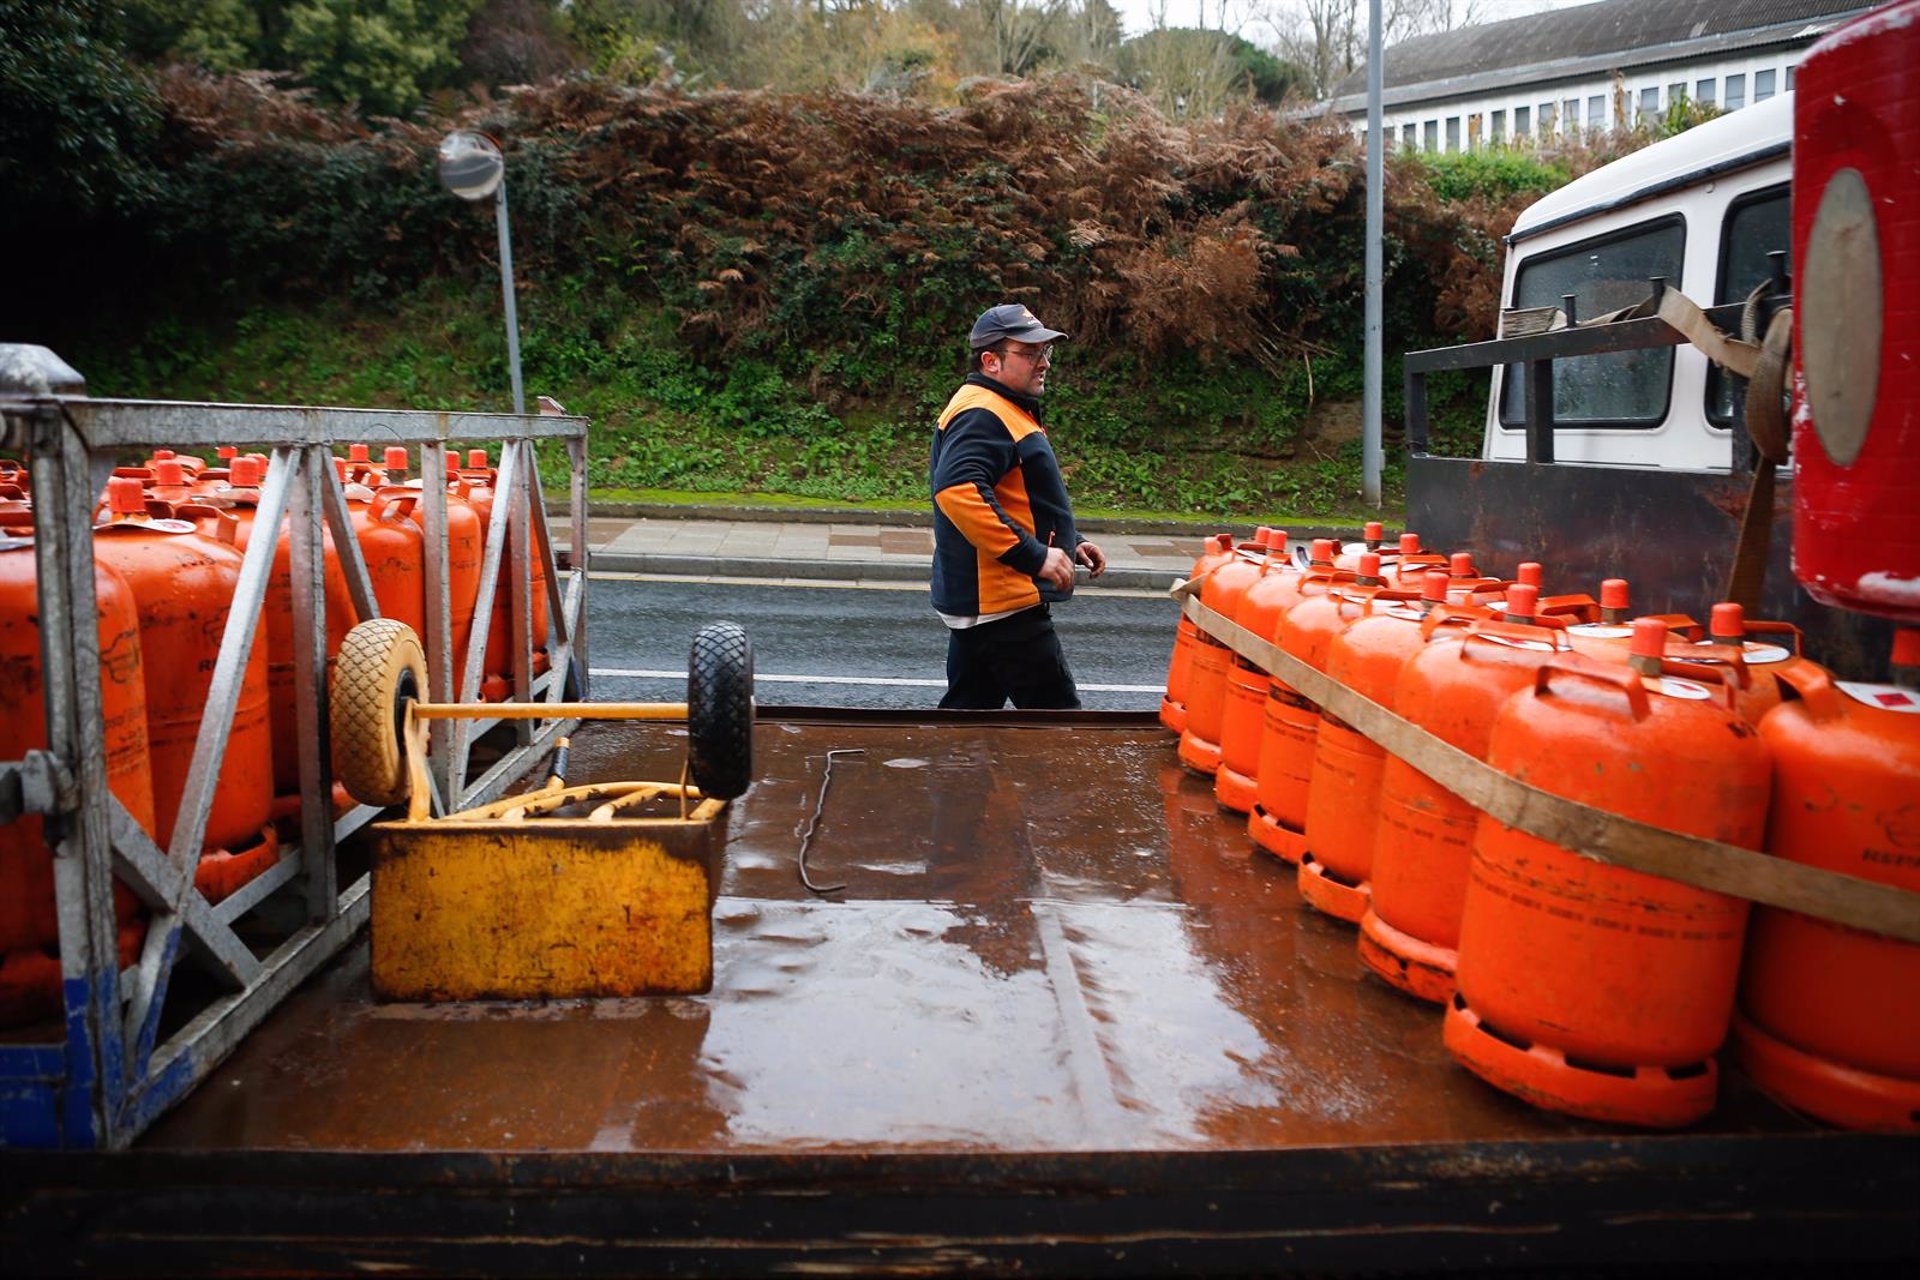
[1741,642,1792,665]
[1837,681,1920,713]
[1480,634,1558,652]
[1643,676,1713,701]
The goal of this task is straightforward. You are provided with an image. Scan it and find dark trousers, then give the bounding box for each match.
[939,605,1081,710]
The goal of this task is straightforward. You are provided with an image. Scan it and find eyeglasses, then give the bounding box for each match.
[999,344,1053,364]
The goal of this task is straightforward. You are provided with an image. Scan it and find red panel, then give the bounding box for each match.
[1791,0,1920,623]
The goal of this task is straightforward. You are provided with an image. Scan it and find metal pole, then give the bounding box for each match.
[288,447,338,923]
[1362,0,1385,509]
[495,180,526,417]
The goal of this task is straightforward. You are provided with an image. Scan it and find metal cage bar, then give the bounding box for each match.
[0,362,588,1149]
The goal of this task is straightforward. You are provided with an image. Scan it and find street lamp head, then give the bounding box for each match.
[437,131,504,202]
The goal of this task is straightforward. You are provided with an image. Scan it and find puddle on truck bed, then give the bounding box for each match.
[143,717,1803,1154]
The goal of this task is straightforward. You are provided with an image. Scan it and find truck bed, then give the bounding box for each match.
[5,715,1915,1275]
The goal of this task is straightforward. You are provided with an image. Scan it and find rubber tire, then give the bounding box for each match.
[686,621,755,801]
[331,618,428,807]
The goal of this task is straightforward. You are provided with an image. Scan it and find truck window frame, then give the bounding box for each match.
[1706,181,1791,429]
[1497,211,1688,432]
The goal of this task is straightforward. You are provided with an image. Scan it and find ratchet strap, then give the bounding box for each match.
[1569,286,1791,615]
[1173,580,1920,945]
[1580,286,1766,376]
[1725,306,1795,612]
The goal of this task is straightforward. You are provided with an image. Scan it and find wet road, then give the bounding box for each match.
[584,573,1176,711]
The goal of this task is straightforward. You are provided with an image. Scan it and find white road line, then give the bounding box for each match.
[590,570,925,591]
[592,667,1164,693]
[586,570,1170,599]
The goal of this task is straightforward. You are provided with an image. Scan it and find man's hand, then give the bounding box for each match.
[1040,546,1076,591]
[1075,540,1107,579]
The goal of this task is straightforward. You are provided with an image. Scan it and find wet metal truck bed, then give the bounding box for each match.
[5,715,1916,1275]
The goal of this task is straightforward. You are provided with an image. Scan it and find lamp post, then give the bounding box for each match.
[437,131,525,416]
[1363,0,1384,508]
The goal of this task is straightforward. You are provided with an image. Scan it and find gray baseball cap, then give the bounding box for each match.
[968,304,1069,350]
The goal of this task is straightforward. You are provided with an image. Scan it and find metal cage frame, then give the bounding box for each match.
[0,347,589,1148]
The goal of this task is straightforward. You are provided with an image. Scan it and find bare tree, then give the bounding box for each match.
[1122,25,1244,116]
[1263,0,1485,99]
[975,0,1071,75]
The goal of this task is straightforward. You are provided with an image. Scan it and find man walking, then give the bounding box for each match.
[928,304,1106,709]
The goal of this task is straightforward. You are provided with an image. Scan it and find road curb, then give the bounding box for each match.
[565,502,1365,543]
[588,551,1177,592]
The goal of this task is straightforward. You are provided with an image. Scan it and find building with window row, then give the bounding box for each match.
[1326,0,1869,153]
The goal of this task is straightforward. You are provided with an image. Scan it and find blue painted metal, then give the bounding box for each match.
[0,1080,62,1148]
[127,926,184,1078]
[0,975,108,1149]
[116,1047,195,1139]
[0,1044,65,1075]
[59,976,101,1148]
[0,1041,66,1148]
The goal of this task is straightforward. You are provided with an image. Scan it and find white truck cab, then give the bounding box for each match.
[1485,92,1794,470]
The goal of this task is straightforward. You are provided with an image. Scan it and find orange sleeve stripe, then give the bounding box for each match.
[936,482,1022,555]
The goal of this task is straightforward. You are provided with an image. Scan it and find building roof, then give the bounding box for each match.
[1508,90,1793,244]
[1329,0,1868,110]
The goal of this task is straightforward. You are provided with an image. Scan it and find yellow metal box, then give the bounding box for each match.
[369,815,724,1001]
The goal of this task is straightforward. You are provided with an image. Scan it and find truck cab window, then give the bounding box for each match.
[1500,216,1686,429]
[1708,184,1791,425]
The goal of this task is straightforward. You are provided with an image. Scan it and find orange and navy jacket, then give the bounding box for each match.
[929,374,1084,618]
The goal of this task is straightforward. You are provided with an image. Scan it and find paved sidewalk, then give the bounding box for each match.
[561,513,1251,591]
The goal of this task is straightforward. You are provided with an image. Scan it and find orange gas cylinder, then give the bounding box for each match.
[1733,630,1920,1131]
[1564,578,1702,660]
[91,482,275,860]
[1215,542,1301,814]
[1445,619,1772,1127]
[346,486,428,641]
[1560,578,1635,651]
[195,824,282,904]
[1297,568,1447,923]
[1384,533,1447,590]
[391,482,483,682]
[218,462,358,797]
[1162,532,1238,734]
[1361,587,1574,1003]
[468,466,553,699]
[0,491,30,533]
[1179,544,1266,776]
[0,537,153,1027]
[148,449,206,476]
[1246,543,1362,863]
[1432,553,1508,610]
[149,459,194,509]
[1333,522,1387,573]
[1483,562,1598,622]
[343,442,384,488]
[190,453,232,496]
[219,455,264,508]
[1685,603,1821,726]
[465,448,496,483]
[1504,561,1596,620]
